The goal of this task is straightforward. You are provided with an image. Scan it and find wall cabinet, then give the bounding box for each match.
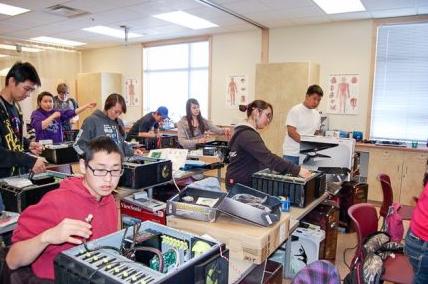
[77,72,122,128]
[357,145,428,206]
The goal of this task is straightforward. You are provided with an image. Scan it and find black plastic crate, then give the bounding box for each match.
[252,170,326,208]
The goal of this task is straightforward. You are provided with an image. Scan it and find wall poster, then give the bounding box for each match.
[125,79,139,106]
[327,74,359,114]
[226,75,248,108]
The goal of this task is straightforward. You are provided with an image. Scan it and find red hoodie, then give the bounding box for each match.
[12,177,118,280]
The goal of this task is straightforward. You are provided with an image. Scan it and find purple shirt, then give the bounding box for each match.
[31,108,76,143]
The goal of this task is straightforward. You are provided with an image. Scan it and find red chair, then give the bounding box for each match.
[378,174,414,220]
[348,203,414,284]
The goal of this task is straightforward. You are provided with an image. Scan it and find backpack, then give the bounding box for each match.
[384,203,404,242]
[345,231,404,284]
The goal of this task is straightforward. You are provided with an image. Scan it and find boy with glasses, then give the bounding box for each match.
[0,61,45,178]
[6,136,123,281]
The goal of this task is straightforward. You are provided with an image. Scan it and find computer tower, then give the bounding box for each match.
[338,181,368,232]
[301,200,339,260]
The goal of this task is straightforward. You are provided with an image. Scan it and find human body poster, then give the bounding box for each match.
[125,79,139,106]
[226,75,248,108]
[327,74,359,114]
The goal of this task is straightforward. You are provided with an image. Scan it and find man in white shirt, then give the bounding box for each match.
[283,85,323,165]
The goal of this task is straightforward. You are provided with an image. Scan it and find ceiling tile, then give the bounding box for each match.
[370,8,418,18]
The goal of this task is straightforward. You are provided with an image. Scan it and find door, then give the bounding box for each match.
[367,148,404,202]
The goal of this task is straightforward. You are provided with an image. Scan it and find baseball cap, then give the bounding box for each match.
[156,106,169,119]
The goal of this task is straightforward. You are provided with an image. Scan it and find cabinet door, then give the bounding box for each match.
[400,152,428,205]
[367,149,404,202]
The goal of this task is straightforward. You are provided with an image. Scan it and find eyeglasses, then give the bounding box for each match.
[259,109,272,122]
[87,164,124,177]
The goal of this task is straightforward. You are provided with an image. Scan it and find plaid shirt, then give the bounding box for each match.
[292,260,340,284]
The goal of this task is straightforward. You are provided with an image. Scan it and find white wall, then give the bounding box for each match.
[211,30,261,125]
[81,44,143,125]
[269,20,373,134]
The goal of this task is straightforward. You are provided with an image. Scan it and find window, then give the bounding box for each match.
[371,23,428,142]
[143,41,209,122]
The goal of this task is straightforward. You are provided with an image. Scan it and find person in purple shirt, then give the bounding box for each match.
[31,91,95,143]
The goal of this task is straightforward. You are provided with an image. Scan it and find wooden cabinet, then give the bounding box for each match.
[77,72,122,128]
[357,144,428,206]
[255,62,320,156]
[400,152,428,205]
[366,148,404,203]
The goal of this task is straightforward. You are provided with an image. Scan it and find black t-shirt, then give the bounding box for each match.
[0,96,22,141]
[127,112,159,138]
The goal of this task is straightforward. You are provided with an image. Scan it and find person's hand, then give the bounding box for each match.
[298,167,312,179]
[40,218,92,245]
[134,148,144,156]
[52,111,61,119]
[197,137,207,144]
[87,102,97,109]
[32,157,46,174]
[29,142,43,155]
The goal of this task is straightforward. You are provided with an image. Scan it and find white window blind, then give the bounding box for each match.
[371,23,428,142]
[143,41,209,122]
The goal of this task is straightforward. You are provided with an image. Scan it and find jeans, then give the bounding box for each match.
[283,155,299,165]
[404,229,428,284]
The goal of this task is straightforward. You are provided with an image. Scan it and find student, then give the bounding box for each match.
[226,100,311,189]
[283,85,323,165]
[126,106,169,142]
[74,93,141,157]
[177,98,231,149]
[404,171,428,284]
[6,136,123,280]
[53,83,79,131]
[30,91,95,143]
[0,62,45,178]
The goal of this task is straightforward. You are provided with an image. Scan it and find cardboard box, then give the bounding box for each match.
[167,213,290,264]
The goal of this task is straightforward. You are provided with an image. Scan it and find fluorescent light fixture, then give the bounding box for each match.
[312,0,365,14]
[0,54,8,57]
[82,26,142,39]
[153,11,218,30]
[0,44,41,52]
[0,2,30,16]
[30,36,85,47]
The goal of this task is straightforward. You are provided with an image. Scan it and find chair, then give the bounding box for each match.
[348,203,414,284]
[378,174,414,220]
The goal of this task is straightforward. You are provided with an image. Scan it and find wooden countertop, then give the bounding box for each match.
[356,142,428,153]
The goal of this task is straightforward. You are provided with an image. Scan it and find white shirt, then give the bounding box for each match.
[283,103,321,156]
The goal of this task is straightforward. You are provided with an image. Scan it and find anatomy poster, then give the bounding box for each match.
[226,75,248,108]
[327,74,359,114]
[125,79,139,106]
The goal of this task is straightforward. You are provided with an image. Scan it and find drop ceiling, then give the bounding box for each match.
[0,0,427,49]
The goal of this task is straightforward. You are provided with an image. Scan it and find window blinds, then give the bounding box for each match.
[371,22,428,142]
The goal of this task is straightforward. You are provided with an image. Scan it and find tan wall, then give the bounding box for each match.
[81,44,143,125]
[210,30,261,125]
[0,51,81,129]
[269,20,373,135]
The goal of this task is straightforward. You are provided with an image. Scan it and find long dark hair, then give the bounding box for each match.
[104,93,126,136]
[104,93,127,114]
[186,98,205,137]
[239,100,273,120]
